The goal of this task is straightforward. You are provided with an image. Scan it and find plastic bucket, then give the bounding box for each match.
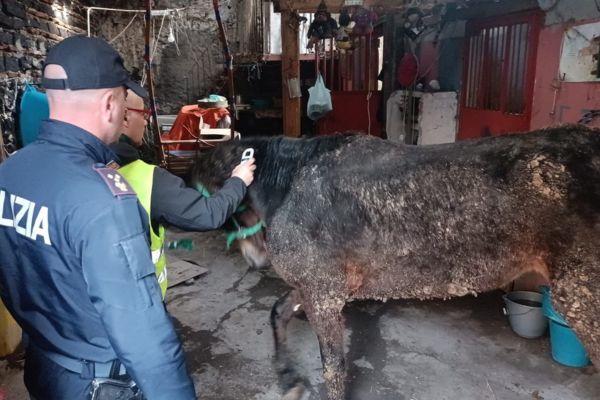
[540,286,590,367]
[548,320,590,367]
[502,291,547,339]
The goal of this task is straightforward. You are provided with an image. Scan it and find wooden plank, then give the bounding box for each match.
[166,256,208,289]
[281,10,301,137]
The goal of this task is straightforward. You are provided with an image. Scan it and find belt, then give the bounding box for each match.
[30,344,126,378]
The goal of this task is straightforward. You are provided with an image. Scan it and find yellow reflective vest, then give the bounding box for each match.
[119,160,168,299]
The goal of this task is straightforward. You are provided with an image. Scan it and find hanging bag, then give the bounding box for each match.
[307,73,332,121]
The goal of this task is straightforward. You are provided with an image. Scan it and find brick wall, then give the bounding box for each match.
[0,0,87,154]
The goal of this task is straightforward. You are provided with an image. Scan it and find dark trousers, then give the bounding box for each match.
[24,345,93,400]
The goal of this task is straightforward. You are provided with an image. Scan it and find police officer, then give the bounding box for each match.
[0,36,197,399]
[112,90,255,298]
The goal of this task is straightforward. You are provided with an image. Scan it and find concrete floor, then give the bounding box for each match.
[2,229,600,399]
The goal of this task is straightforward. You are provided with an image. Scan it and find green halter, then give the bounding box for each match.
[226,219,264,249]
[195,182,264,249]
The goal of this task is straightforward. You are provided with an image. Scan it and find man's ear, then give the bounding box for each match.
[122,112,130,128]
[100,89,115,122]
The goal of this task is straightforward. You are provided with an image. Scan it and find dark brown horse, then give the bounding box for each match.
[191,127,600,400]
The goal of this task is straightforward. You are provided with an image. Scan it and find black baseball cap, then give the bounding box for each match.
[42,35,147,99]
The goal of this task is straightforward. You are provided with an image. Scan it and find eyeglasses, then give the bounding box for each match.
[126,107,151,120]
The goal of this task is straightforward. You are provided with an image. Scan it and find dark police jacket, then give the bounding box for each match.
[110,136,246,231]
[0,120,195,399]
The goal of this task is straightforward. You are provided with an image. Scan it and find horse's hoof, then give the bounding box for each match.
[282,383,306,400]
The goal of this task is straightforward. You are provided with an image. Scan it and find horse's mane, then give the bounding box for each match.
[191,133,360,222]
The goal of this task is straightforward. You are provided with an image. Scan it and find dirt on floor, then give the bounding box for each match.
[1,229,600,399]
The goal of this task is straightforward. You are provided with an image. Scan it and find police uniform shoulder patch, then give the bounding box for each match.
[94,166,136,197]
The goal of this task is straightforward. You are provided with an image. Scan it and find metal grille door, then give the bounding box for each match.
[458,11,541,139]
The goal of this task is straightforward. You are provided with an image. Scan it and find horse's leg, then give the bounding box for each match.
[271,289,307,400]
[303,294,347,400]
[551,251,600,366]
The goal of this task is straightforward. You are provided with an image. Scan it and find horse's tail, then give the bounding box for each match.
[271,290,308,400]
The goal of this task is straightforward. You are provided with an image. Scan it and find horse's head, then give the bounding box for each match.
[190,141,270,269]
[229,206,270,269]
[190,134,359,268]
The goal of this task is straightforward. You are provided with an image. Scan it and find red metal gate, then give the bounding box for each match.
[458,11,541,140]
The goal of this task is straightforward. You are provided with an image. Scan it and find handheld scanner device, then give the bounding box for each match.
[241,148,254,163]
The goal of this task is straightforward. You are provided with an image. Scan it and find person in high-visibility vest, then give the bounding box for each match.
[112,90,255,298]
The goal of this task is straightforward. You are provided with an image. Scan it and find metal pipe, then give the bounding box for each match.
[330,38,334,89]
[144,0,164,166]
[85,6,184,38]
[212,0,236,137]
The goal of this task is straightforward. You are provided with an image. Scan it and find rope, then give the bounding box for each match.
[176,9,203,68]
[109,13,137,43]
[169,16,181,56]
[141,13,167,87]
[151,13,167,63]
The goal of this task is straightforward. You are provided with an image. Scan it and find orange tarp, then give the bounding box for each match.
[162,105,230,151]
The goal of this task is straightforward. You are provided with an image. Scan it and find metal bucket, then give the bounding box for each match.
[502,291,547,339]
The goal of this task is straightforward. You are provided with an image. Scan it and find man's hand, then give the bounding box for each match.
[231,158,256,187]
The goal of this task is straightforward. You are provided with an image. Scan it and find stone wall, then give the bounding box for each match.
[0,0,244,155]
[91,0,241,114]
[0,0,87,154]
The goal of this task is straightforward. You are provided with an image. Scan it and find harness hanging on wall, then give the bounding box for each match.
[350,6,377,36]
[336,7,352,50]
[307,0,338,49]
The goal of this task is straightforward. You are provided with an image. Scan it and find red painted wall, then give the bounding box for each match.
[315,91,382,136]
[530,18,600,129]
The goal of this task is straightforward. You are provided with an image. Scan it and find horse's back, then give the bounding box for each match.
[269,126,600,299]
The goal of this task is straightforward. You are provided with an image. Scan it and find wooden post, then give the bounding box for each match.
[281,10,301,137]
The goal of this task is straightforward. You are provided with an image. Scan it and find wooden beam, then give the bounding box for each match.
[274,0,345,13]
[281,10,301,137]
[444,0,539,21]
[273,0,433,13]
